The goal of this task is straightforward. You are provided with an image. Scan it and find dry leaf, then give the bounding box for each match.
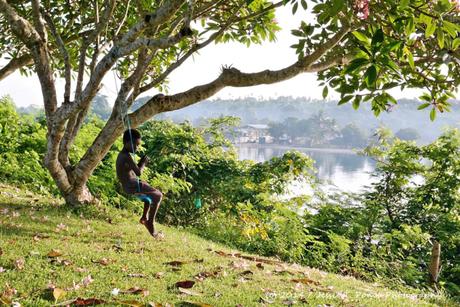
[13,258,25,270]
[92,258,114,266]
[121,287,149,296]
[52,288,66,301]
[47,249,63,258]
[154,272,165,279]
[175,280,195,289]
[73,298,106,305]
[178,287,202,296]
[290,278,321,286]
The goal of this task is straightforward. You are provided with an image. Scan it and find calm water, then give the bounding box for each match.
[237,145,376,193]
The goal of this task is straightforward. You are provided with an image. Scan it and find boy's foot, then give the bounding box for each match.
[139,218,151,234]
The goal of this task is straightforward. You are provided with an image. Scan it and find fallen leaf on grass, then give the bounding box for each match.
[47,249,63,258]
[0,267,5,273]
[154,272,165,279]
[175,280,195,289]
[229,261,250,270]
[291,278,321,286]
[120,287,149,297]
[52,297,107,306]
[13,258,25,270]
[33,233,50,242]
[178,287,202,296]
[91,258,115,266]
[75,267,88,273]
[66,275,94,291]
[52,288,66,301]
[55,223,68,232]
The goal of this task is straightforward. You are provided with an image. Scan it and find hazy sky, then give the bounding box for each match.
[0,6,423,108]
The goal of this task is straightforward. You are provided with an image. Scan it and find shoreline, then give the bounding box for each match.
[234,143,360,155]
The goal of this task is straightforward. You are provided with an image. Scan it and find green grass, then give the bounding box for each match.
[0,183,456,307]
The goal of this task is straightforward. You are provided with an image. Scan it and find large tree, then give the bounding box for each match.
[0,0,459,205]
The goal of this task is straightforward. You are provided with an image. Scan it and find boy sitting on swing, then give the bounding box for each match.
[116,129,164,238]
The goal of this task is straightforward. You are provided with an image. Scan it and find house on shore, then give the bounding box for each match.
[236,124,274,144]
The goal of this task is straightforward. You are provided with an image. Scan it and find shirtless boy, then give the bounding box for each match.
[116,129,163,238]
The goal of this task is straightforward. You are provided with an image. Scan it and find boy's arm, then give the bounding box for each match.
[124,153,143,176]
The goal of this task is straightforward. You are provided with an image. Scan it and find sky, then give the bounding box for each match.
[0,5,423,108]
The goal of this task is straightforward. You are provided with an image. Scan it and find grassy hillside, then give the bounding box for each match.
[0,183,455,306]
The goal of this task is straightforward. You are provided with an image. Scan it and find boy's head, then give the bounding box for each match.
[123,129,141,153]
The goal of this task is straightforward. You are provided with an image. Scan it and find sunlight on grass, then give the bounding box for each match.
[0,184,455,306]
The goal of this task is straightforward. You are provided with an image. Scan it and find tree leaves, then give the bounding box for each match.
[364,65,377,87]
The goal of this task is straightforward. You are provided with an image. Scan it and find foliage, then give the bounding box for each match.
[0,96,54,194]
[139,118,316,261]
[303,128,460,298]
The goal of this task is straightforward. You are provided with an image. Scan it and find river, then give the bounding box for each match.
[236,144,376,194]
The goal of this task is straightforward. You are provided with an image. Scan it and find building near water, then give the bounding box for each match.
[236,124,273,144]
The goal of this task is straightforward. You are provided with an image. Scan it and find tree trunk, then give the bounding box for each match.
[429,240,441,287]
[63,184,95,206]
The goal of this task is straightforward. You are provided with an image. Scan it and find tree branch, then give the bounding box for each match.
[129,26,353,127]
[0,54,33,81]
[42,9,72,104]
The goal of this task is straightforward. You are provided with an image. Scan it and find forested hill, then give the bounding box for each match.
[17,95,460,144]
[142,96,460,143]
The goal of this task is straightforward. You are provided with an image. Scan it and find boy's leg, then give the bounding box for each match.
[140,202,149,224]
[146,190,162,234]
[139,182,163,236]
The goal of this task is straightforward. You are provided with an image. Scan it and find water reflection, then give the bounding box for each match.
[237,145,376,193]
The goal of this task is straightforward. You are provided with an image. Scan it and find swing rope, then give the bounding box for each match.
[113,66,141,194]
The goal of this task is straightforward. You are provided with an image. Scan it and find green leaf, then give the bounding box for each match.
[407,51,414,70]
[419,93,432,102]
[322,86,328,99]
[399,0,410,9]
[344,58,369,74]
[352,31,370,45]
[301,0,308,10]
[292,2,298,14]
[452,38,460,50]
[330,0,344,16]
[443,20,460,38]
[430,108,436,121]
[371,28,384,46]
[364,65,377,87]
[417,103,431,110]
[425,22,436,38]
[437,28,445,49]
[352,96,361,110]
[338,95,354,105]
[405,17,415,35]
